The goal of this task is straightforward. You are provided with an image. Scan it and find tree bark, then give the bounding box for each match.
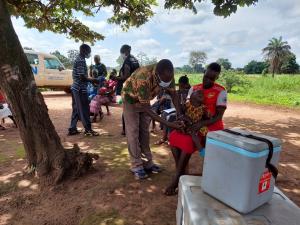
[0,0,98,183]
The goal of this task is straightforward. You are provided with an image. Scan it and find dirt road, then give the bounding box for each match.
[0,92,299,225]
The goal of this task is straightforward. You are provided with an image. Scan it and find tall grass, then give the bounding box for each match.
[230,75,300,107]
[175,73,300,108]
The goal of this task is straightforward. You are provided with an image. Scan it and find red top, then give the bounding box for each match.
[192,83,226,131]
[0,91,5,104]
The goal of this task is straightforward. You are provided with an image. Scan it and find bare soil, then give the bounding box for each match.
[0,92,299,225]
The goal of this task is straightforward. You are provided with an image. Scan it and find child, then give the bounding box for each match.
[88,69,106,102]
[89,87,111,122]
[180,90,209,150]
[156,75,191,145]
[151,89,173,132]
[165,90,209,195]
[106,70,118,103]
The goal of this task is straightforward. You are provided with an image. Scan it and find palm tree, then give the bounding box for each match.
[262,37,291,77]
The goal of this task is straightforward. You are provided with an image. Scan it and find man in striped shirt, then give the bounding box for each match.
[68,44,99,136]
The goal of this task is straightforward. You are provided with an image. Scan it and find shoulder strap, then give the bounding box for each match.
[223,129,278,179]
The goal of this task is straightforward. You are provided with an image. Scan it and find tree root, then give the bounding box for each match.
[55,144,99,184]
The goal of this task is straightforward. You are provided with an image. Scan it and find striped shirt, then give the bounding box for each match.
[71,55,88,92]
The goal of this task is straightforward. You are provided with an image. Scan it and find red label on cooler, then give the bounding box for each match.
[258,171,272,194]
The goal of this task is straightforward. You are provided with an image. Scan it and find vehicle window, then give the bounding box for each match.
[26,53,39,65]
[44,58,64,70]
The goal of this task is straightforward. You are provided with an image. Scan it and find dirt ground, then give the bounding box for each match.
[0,92,299,225]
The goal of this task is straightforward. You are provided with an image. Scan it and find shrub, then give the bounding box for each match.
[219,71,250,93]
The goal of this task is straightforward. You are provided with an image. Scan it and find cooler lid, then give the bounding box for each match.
[207,128,282,153]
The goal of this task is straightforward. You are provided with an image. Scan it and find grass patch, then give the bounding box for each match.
[175,73,300,108]
[230,75,300,108]
[80,210,127,225]
[0,153,9,163]
[16,146,26,159]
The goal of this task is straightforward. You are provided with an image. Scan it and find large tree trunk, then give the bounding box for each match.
[0,0,98,183]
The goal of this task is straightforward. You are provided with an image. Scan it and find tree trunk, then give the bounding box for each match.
[0,0,98,183]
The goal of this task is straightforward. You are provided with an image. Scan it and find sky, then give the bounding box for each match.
[12,0,300,68]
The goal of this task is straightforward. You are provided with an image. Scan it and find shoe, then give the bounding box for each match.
[84,130,99,136]
[132,169,148,180]
[145,164,162,174]
[68,129,80,136]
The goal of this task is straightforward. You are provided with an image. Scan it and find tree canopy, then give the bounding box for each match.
[262,36,291,77]
[244,60,268,74]
[189,51,207,69]
[6,0,259,43]
[217,58,232,70]
[281,53,299,74]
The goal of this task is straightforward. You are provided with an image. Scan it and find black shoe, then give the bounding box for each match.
[84,130,99,137]
[68,129,80,136]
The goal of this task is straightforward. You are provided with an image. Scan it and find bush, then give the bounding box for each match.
[219,71,250,93]
[262,68,268,76]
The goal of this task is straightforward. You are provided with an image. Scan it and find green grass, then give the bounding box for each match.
[175,73,300,108]
[16,146,26,159]
[230,75,300,107]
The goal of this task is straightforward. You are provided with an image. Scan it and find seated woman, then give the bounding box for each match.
[155,75,191,145]
[0,91,17,130]
[165,63,227,195]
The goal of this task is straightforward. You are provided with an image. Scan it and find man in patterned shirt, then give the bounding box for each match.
[68,44,99,137]
[122,59,184,179]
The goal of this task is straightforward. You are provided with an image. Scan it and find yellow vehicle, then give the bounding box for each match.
[25,50,73,93]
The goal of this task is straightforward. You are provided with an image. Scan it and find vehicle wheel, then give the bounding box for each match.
[64,87,71,94]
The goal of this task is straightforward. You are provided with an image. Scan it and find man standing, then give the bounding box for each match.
[116,44,140,136]
[122,59,183,179]
[90,55,107,78]
[116,44,139,95]
[68,44,99,137]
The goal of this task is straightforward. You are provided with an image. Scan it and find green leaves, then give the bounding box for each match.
[6,0,259,43]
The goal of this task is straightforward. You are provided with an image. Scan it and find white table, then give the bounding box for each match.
[177,175,300,225]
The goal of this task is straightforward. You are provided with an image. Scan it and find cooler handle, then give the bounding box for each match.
[223,129,278,179]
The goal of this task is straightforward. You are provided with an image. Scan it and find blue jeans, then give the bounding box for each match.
[69,89,91,132]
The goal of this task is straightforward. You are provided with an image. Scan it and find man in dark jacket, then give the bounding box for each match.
[116,45,140,135]
[116,45,140,95]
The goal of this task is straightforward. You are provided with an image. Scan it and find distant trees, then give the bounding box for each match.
[244,60,268,74]
[189,51,207,73]
[262,37,291,77]
[67,50,79,66]
[217,58,232,70]
[136,52,158,66]
[50,51,72,69]
[281,53,299,74]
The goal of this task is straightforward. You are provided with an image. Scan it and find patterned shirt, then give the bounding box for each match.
[122,64,175,104]
[185,102,208,136]
[71,55,88,92]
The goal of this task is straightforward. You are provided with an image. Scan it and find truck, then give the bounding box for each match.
[25,50,73,93]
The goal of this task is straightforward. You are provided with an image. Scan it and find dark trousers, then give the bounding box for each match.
[69,89,91,132]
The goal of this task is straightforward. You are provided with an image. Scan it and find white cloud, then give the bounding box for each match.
[11,0,300,67]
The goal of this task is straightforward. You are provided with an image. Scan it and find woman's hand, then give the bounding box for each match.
[169,121,185,130]
[187,122,204,133]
